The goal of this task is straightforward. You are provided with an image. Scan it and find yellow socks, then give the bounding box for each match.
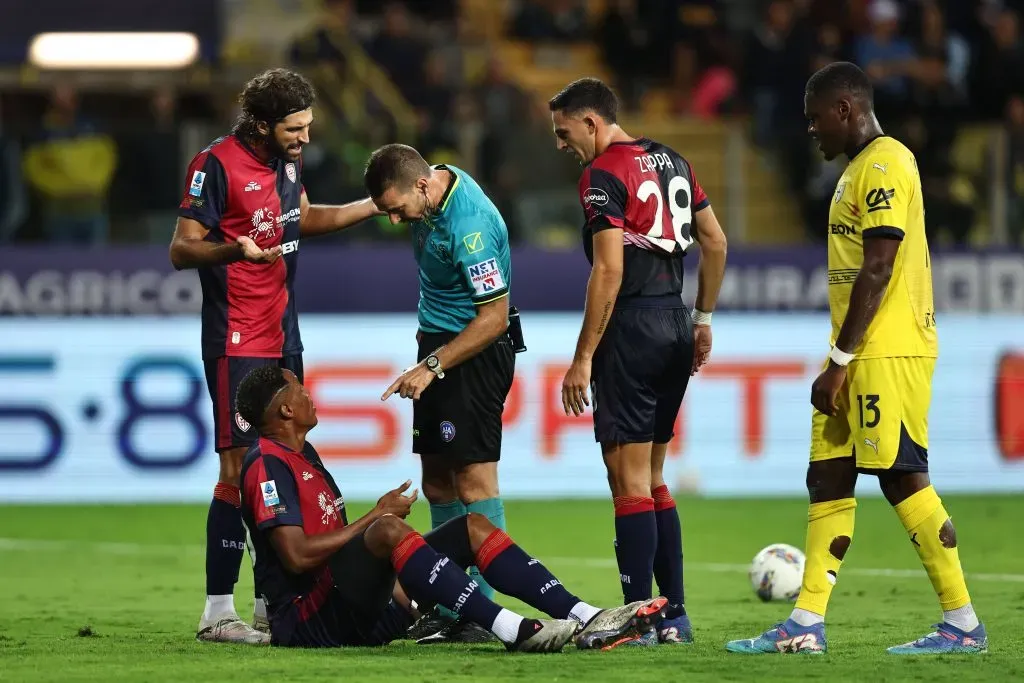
[894,486,972,613]
[793,498,857,618]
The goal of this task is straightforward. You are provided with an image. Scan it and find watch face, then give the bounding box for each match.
[426,355,438,368]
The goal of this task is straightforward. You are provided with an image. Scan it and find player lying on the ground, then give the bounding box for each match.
[235,365,668,651]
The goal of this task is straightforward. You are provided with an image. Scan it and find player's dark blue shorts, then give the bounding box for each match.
[270,519,474,647]
[270,533,412,648]
[203,355,304,451]
[591,296,694,445]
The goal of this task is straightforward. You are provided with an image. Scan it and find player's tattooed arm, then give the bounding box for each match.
[298,192,383,237]
[574,228,624,362]
[834,235,901,355]
[169,217,280,269]
[692,206,728,313]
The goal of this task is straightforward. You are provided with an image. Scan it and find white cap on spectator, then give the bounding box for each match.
[869,0,901,23]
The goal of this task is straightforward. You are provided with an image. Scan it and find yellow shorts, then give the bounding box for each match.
[809,356,935,471]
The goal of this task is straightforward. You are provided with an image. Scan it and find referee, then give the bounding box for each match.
[364,144,517,644]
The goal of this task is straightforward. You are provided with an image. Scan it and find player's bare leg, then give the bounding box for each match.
[878,470,986,654]
[197,446,269,644]
[647,442,691,643]
[727,457,856,654]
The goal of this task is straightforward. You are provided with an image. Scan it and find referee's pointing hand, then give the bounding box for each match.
[382,362,436,401]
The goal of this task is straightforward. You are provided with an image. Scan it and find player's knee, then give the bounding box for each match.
[454,462,499,503]
[805,458,856,502]
[421,476,456,505]
[365,514,413,555]
[464,512,495,548]
[878,470,930,506]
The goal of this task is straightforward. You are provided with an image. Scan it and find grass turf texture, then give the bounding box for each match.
[0,496,1022,682]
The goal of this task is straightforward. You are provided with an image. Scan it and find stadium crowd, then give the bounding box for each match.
[0,0,1020,246]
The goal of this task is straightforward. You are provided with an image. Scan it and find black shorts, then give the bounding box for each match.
[203,355,304,451]
[413,331,515,463]
[591,300,694,445]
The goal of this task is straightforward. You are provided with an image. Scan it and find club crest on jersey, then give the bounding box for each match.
[249,207,277,240]
[833,182,847,203]
[583,187,609,207]
[235,412,251,432]
[318,491,338,526]
[285,163,297,183]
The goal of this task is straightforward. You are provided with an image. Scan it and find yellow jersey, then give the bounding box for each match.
[827,136,937,358]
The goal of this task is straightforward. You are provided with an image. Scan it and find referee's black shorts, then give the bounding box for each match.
[591,296,695,446]
[413,330,515,463]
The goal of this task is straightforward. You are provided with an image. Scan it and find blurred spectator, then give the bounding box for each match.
[0,104,27,242]
[408,50,458,156]
[289,0,356,67]
[744,0,818,235]
[904,114,975,246]
[512,0,589,42]
[855,0,917,122]
[364,1,428,98]
[21,85,117,245]
[811,22,847,71]
[1003,95,1024,245]
[598,0,657,109]
[971,7,1024,120]
[109,89,182,244]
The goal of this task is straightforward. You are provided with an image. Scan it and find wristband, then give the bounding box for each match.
[828,345,855,367]
[692,309,712,325]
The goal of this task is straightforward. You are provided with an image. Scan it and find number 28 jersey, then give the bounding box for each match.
[578,137,709,299]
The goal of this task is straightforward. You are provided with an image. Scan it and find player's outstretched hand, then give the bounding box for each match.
[561,358,591,417]
[375,479,419,519]
[237,235,282,264]
[692,323,712,375]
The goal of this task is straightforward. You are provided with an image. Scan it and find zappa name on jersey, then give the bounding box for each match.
[635,153,676,174]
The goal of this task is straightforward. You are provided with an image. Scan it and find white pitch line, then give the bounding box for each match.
[1,538,1021,583]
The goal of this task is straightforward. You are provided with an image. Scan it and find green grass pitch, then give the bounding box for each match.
[1,496,1022,682]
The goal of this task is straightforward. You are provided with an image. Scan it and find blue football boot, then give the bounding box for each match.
[725,618,826,654]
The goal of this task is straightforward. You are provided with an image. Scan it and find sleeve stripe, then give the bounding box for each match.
[862,226,905,240]
[694,198,710,212]
[473,290,509,305]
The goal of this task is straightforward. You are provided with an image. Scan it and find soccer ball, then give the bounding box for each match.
[748,543,805,602]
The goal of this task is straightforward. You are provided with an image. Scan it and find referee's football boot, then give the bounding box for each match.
[405,605,457,641]
[575,597,668,651]
[416,615,498,645]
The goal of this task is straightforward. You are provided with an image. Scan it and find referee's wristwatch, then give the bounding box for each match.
[425,353,445,379]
